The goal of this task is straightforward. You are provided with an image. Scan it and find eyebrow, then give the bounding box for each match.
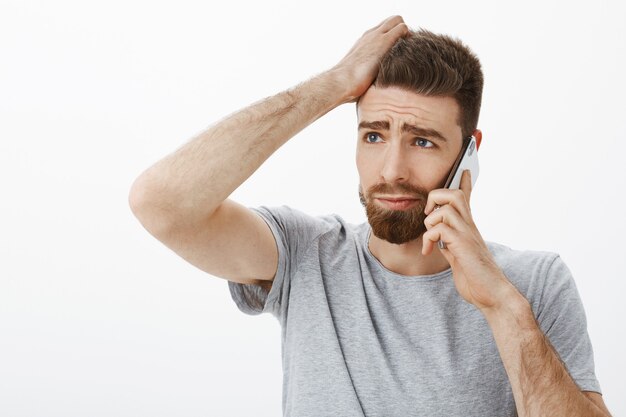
[358,120,448,143]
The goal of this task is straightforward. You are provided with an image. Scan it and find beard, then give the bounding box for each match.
[359,182,430,245]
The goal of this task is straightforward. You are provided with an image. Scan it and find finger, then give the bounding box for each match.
[460,169,472,202]
[424,204,471,232]
[364,15,400,34]
[383,22,409,40]
[378,15,405,33]
[424,189,472,224]
[422,223,455,255]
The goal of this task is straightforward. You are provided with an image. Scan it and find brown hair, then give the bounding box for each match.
[373,28,484,138]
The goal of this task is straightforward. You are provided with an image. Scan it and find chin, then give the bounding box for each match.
[359,185,428,244]
[366,205,427,244]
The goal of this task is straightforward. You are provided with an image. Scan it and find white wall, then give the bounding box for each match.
[1,0,624,415]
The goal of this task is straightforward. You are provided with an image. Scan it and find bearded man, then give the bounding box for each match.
[129,15,611,417]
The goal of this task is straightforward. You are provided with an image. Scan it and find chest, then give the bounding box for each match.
[284,262,514,414]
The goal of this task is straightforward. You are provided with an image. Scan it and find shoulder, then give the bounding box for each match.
[252,205,348,230]
[486,240,560,274]
[485,241,581,314]
[486,240,563,297]
[251,205,362,246]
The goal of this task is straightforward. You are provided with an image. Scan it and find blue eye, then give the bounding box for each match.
[416,138,434,148]
[365,132,383,143]
[362,132,435,149]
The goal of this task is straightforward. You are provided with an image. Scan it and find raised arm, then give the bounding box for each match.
[128,16,408,283]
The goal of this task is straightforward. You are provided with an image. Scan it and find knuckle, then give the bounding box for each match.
[454,189,466,203]
[434,204,449,217]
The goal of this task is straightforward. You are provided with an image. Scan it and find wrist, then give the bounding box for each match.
[481,282,533,326]
[321,67,359,104]
[296,69,351,112]
[286,70,351,123]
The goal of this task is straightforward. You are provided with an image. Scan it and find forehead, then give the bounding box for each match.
[357,86,460,132]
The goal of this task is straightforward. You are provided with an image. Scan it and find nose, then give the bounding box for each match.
[380,141,410,184]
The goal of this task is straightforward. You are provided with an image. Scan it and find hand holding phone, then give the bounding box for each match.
[436,135,480,249]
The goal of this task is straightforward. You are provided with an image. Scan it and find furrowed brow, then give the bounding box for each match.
[358,120,448,143]
[401,123,448,143]
[358,120,390,131]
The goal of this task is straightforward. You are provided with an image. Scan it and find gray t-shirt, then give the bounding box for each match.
[228,205,601,417]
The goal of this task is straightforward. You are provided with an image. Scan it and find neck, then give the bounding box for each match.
[367,226,451,277]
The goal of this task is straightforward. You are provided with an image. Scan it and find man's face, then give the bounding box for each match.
[356,85,464,244]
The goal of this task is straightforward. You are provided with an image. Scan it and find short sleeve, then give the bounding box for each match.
[227,205,331,323]
[535,255,602,394]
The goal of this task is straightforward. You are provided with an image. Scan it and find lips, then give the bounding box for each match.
[376,198,420,210]
[380,198,417,202]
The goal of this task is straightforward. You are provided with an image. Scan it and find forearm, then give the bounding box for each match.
[129,70,348,230]
[482,288,608,417]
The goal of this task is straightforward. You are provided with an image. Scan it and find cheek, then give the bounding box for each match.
[423,161,453,189]
[407,157,450,184]
[355,153,374,195]
[355,150,369,177]
[356,157,379,184]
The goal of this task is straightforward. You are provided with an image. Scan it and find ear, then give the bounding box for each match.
[473,129,483,150]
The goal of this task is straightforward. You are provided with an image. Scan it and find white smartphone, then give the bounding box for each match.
[436,135,480,249]
[443,135,480,190]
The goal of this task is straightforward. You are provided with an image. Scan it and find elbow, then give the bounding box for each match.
[128,177,173,238]
[128,176,150,219]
